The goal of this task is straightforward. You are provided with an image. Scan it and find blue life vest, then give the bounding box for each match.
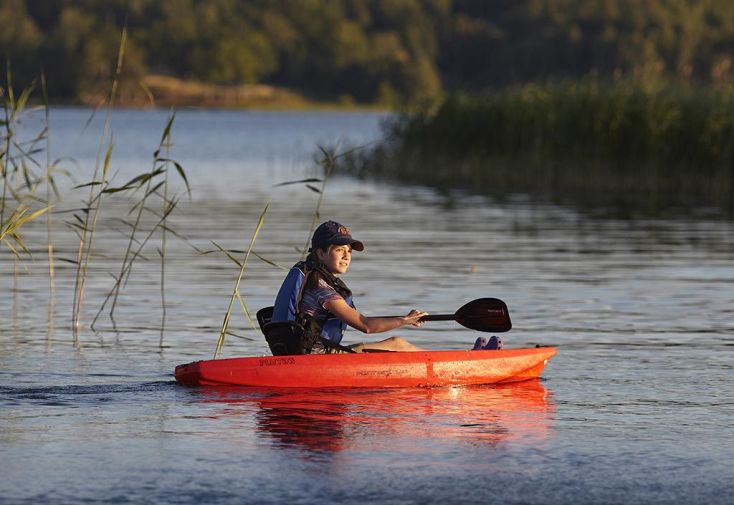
[272,264,354,345]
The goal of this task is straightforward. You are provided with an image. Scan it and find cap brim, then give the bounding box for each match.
[331,237,364,251]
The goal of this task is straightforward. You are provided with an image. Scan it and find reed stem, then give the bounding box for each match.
[159,111,173,347]
[72,26,127,337]
[301,146,336,259]
[214,202,269,359]
[41,72,55,300]
[90,197,180,325]
[1,65,12,229]
[90,112,182,331]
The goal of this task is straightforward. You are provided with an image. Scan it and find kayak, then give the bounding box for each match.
[174,347,556,388]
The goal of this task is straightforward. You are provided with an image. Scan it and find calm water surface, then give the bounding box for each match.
[1,108,733,504]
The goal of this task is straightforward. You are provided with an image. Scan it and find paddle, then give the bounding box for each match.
[385,298,512,333]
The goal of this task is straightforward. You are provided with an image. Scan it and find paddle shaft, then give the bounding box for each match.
[420,314,455,321]
[374,313,454,321]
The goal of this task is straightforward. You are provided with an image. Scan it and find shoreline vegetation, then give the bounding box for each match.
[339,81,734,218]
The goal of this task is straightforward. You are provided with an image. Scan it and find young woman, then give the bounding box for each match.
[271,220,426,353]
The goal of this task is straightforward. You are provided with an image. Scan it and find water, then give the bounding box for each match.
[1,108,733,504]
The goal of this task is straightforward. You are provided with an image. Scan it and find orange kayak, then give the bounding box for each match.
[174,347,556,388]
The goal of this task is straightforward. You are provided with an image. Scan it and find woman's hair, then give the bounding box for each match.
[304,247,329,291]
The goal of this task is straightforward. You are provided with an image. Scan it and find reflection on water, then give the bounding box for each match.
[197,381,553,455]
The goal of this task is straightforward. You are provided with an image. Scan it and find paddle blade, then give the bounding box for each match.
[455,298,512,333]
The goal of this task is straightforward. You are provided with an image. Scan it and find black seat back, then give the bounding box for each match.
[262,321,308,356]
[256,306,274,335]
[257,306,307,356]
[257,305,355,355]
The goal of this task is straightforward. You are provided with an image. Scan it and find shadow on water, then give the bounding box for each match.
[193,380,554,455]
[0,381,177,407]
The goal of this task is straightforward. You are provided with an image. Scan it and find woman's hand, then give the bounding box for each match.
[325,298,428,334]
[403,309,428,327]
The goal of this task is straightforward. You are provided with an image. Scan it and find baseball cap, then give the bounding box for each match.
[310,221,364,251]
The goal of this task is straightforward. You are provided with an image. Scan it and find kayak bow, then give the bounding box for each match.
[175,347,556,388]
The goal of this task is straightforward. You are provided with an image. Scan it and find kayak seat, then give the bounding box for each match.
[258,305,357,356]
[263,321,306,356]
[258,305,301,356]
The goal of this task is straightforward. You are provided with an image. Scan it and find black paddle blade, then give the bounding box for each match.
[455,298,512,333]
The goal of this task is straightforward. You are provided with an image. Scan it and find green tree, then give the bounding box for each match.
[0,0,42,87]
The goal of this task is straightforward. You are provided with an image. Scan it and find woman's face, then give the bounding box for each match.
[317,244,352,275]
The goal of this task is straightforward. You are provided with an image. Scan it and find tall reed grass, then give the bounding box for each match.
[3,30,199,342]
[343,81,734,216]
[90,111,189,332]
[40,73,56,303]
[71,27,128,338]
[3,55,342,353]
[1,66,53,259]
[214,202,269,359]
[273,145,341,258]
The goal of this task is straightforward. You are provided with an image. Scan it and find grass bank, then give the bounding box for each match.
[341,82,734,217]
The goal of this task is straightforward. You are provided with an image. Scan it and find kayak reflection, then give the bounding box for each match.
[198,380,554,454]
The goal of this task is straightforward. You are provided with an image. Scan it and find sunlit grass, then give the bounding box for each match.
[1,64,57,261]
[0,204,50,257]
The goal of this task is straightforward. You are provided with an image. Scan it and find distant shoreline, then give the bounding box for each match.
[66,74,392,111]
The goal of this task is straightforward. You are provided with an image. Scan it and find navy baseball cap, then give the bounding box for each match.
[311,221,364,251]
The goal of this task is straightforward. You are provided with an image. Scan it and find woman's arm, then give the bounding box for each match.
[325,298,427,334]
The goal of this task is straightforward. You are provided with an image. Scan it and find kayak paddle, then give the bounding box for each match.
[382,298,512,333]
[423,297,512,332]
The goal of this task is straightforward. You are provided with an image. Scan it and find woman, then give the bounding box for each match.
[271,220,426,353]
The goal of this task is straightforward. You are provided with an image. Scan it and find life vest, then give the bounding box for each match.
[271,259,355,352]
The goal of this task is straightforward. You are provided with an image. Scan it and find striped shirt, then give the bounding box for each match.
[299,277,344,319]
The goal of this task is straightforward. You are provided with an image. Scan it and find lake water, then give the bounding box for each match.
[1,108,732,504]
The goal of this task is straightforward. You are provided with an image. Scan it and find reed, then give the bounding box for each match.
[40,73,55,301]
[71,26,127,337]
[90,111,188,331]
[302,146,337,258]
[159,113,172,346]
[214,202,269,359]
[343,81,734,216]
[1,65,37,230]
[1,65,52,259]
[0,205,50,257]
[38,71,64,339]
[273,144,361,256]
[90,194,181,330]
[1,71,9,229]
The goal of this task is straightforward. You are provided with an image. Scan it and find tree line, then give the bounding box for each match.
[3,0,734,105]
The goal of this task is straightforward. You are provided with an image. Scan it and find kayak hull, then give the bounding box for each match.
[174,347,556,388]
